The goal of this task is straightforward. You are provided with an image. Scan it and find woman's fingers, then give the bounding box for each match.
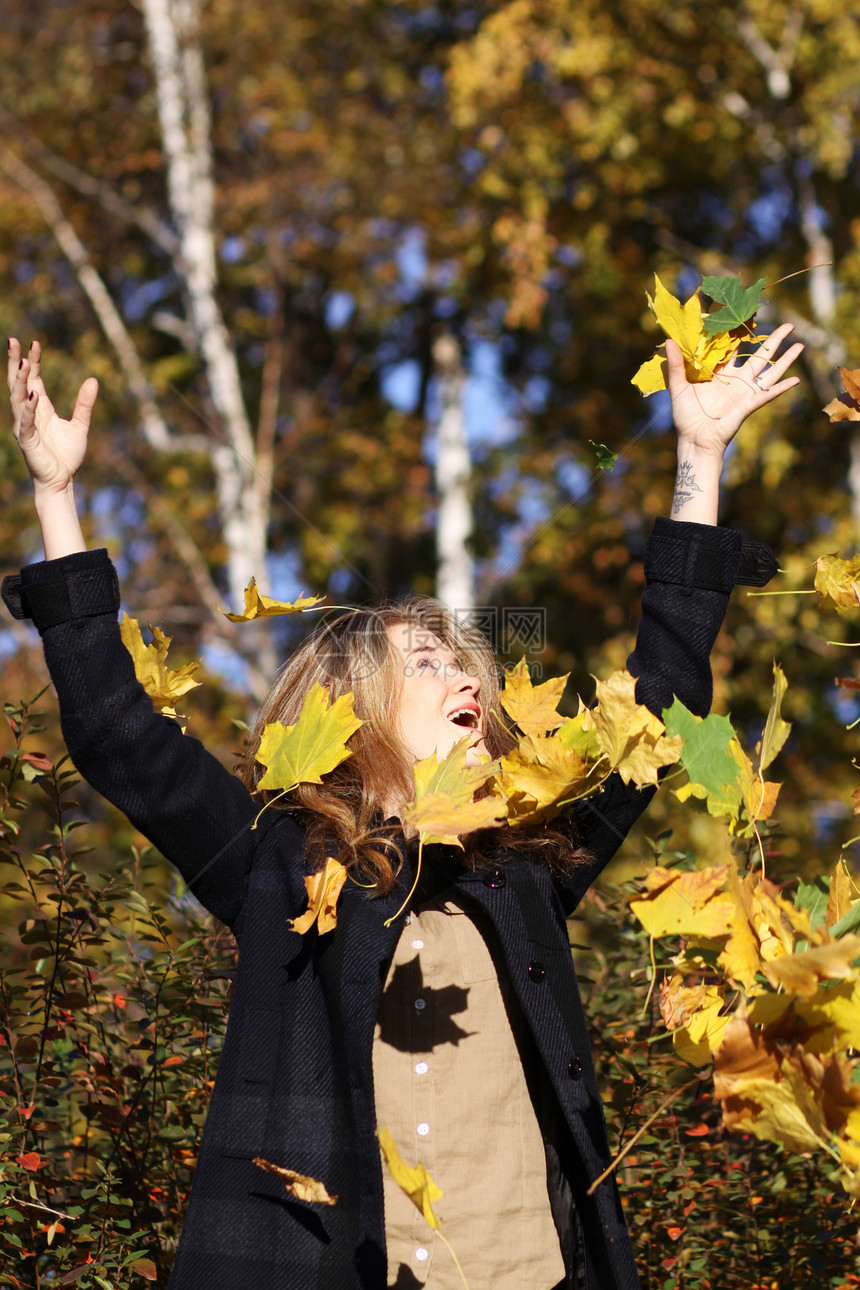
[7,337,22,395]
[27,340,46,397]
[17,389,39,447]
[744,322,796,381]
[71,376,99,429]
[752,341,804,392]
[9,352,30,424]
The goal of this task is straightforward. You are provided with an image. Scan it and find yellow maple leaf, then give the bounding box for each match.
[671,986,730,1067]
[814,553,860,613]
[764,936,860,999]
[377,1128,443,1230]
[252,1157,337,1205]
[500,658,569,737]
[120,614,201,712]
[289,857,348,936]
[713,1017,838,1155]
[758,663,791,774]
[256,684,362,793]
[826,857,857,929]
[497,733,591,824]
[402,739,502,846]
[630,865,735,940]
[590,669,683,786]
[632,276,740,393]
[716,864,812,989]
[221,576,325,621]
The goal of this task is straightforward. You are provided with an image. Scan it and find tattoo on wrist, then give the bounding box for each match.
[672,460,704,515]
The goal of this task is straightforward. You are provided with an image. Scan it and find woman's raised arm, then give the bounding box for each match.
[666,322,803,525]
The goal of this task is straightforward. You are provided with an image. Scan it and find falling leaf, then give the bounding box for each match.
[289,857,348,935]
[630,865,735,939]
[119,614,201,712]
[590,669,683,786]
[588,439,618,470]
[632,275,739,394]
[672,986,730,1066]
[500,658,569,737]
[700,274,767,337]
[497,733,591,823]
[377,1128,443,1230]
[221,577,326,621]
[403,740,503,846]
[763,936,860,999]
[826,858,857,930]
[823,368,860,422]
[253,1157,337,1205]
[758,663,791,773]
[814,553,860,613]
[662,700,740,804]
[256,684,362,793]
[713,1017,834,1155]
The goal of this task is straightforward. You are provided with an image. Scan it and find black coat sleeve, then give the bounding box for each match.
[2,549,288,928]
[558,516,777,913]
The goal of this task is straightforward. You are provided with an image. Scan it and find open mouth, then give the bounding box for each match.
[447,706,481,732]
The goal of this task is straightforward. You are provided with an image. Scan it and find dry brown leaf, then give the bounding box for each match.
[289,858,348,936]
[252,1157,338,1205]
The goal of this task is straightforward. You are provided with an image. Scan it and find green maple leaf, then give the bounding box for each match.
[662,699,740,797]
[256,683,362,792]
[700,275,767,336]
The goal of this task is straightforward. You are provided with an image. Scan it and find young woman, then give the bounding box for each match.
[4,329,802,1290]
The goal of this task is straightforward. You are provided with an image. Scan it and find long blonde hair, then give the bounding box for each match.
[241,595,587,891]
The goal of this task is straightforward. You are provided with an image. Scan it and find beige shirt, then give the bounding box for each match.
[373,891,566,1289]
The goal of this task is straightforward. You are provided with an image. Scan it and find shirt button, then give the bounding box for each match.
[416,1248,429,1262]
[417,1122,430,1136]
[528,960,546,983]
[569,1057,583,1080]
[415,1061,429,1075]
[483,868,506,888]
[412,939,424,950]
[414,998,426,1011]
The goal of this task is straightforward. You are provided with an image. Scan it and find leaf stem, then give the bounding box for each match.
[384,838,424,928]
[436,1231,471,1290]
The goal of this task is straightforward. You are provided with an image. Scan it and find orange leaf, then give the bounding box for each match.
[684,1123,710,1137]
[16,1151,43,1170]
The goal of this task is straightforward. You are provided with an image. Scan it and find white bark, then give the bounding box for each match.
[433,334,475,614]
[142,0,269,610]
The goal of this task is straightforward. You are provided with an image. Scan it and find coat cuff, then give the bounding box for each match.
[644,517,778,595]
[2,549,120,631]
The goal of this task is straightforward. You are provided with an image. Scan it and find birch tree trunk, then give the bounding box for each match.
[433,334,475,614]
[142,0,270,612]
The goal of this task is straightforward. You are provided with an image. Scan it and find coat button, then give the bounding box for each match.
[527,960,546,983]
[483,868,506,889]
[568,1057,582,1080]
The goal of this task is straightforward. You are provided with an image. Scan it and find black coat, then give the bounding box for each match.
[3,516,776,1290]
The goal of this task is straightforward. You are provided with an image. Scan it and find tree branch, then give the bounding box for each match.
[0,146,174,453]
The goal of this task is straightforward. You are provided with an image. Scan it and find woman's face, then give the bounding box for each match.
[388,622,487,765]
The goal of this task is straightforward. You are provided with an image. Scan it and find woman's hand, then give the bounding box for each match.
[666,322,803,459]
[665,323,803,525]
[8,338,96,558]
[8,338,98,496]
